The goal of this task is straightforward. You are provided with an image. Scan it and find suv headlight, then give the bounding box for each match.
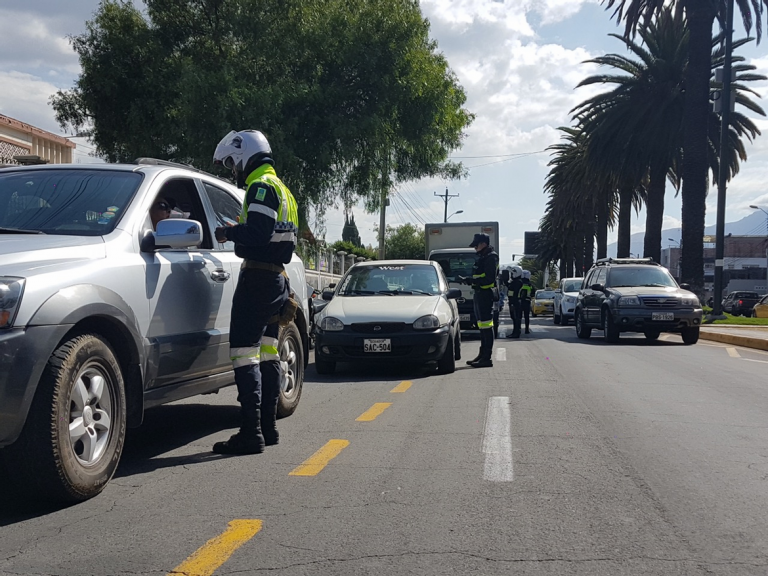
[563,295,576,304]
[413,315,440,330]
[0,277,25,329]
[618,296,640,306]
[320,317,344,331]
[681,297,699,307]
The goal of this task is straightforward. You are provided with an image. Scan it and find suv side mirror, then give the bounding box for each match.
[446,288,462,299]
[591,283,605,291]
[141,219,203,252]
[679,283,691,291]
[322,290,335,301]
[328,283,336,289]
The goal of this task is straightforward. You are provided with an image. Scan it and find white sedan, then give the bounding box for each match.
[313,260,462,375]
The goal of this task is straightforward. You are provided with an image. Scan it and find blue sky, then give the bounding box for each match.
[2,0,767,262]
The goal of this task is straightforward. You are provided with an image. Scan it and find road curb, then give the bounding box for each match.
[700,330,768,351]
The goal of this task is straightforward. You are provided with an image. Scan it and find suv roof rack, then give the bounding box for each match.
[595,257,659,266]
[133,157,227,181]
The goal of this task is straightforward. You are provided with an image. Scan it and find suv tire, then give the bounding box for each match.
[2,334,126,503]
[681,326,700,345]
[603,310,620,343]
[277,323,304,418]
[575,310,592,339]
[554,308,561,325]
[644,330,661,341]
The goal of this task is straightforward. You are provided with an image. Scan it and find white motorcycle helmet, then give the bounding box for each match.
[213,130,274,186]
[510,265,523,279]
[522,270,531,280]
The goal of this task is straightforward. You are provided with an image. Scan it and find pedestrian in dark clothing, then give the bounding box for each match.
[460,234,499,368]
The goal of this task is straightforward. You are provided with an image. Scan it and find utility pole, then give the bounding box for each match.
[712,0,734,318]
[378,163,389,260]
[435,187,459,223]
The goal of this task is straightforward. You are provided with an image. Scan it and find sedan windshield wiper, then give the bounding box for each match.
[0,227,45,234]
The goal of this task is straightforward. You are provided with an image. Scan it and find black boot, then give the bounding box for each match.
[261,403,279,447]
[525,328,530,334]
[471,358,493,368]
[213,409,265,455]
[466,353,482,366]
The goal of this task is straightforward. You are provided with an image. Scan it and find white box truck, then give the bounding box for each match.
[424,222,500,330]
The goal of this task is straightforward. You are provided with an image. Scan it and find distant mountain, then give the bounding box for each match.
[607,211,768,257]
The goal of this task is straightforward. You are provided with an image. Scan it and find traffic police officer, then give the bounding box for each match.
[505,265,524,338]
[519,270,534,335]
[212,130,299,455]
[462,233,499,368]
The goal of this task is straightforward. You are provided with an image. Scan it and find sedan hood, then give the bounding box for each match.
[323,295,440,323]
[0,235,105,274]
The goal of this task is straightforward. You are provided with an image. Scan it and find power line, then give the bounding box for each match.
[397,192,426,225]
[465,150,549,169]
[450,150,548,159]
[402,184,441,222]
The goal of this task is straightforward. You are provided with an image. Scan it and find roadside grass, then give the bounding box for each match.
[702,307,768,325]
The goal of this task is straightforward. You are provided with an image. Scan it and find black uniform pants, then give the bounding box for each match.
[473,288,495,360]
[520,301,531,330]
[229,269,288,415]
[509,299,521,335]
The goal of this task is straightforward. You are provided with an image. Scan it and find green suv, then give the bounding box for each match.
[574,258,703,344]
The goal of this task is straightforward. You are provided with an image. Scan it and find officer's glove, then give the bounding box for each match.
[215,226,229,243]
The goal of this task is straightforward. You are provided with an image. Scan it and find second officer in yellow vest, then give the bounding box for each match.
[212,130,299,455]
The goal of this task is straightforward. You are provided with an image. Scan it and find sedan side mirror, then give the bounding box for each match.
[322,290,335,301]
[591,283,605,291]
[446,288,462,299]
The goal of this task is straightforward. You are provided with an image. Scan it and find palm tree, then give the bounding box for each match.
[576,7,765,264]
[602,0,768,293]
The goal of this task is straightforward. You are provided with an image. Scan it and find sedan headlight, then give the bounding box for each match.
[618,296,641,306]
[0,277,25,329]
[320,317,344,331]
[413,315,440,330]
[681,297,699,307]
[563,295,577,304]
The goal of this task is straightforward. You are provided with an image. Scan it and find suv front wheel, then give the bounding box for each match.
[603,310,620,343]
[2,333,126,503]
[575,310,592,339]
[681,326,700,345]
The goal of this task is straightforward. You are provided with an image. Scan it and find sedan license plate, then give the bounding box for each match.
[652,312,674,321]
[364,339,391,353]
[459,314,471,322]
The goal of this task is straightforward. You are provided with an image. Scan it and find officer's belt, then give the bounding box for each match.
[241,260,287,276]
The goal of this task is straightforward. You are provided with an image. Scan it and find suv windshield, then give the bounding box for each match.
[0,169,142,236]
[339,264,439,295]
[607,267,677,288]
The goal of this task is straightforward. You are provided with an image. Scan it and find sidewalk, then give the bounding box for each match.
[700,325,768,351]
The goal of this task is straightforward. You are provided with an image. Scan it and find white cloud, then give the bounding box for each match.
[0,9,80,73]
[0,71,63,134]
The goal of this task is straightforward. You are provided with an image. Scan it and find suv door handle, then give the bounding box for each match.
[211,268,230,282]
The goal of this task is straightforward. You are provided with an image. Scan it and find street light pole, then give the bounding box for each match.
[447,210,464,221]
[712,0,735,317]
[750,205,768,288]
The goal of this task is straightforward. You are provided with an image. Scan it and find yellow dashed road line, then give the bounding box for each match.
[356,402,392,422]
[726,347,741,358]
[390,380,412,393]
[168,519,262,576]
[289,439,350,477]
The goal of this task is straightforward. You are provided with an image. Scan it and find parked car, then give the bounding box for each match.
[0,161,310,503]
[313,260,462,375]
[532,289,555,317]
[574,257,703,344]
[721,291,762,316]
[553,277,583,325]
[754,294,768,318]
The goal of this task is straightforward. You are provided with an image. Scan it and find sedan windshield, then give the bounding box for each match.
[536,290,555,299]
[0,169,142,236]
[608,267,677,288]
[339,264,440,295]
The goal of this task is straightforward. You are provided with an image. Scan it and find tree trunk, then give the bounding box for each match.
[617,186,632,258]
[596,197,608,260]
[680,3,716,294]
[584,231,595,271]
[574,239,585,277]
[643,161,667,264]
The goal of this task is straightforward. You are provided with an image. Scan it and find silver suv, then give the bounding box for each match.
[0,161,309,502]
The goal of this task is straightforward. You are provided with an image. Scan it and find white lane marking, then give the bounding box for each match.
[726,347,741,358]
[482,397,514,482]
[743,358,768,364]
[496,348,507,362]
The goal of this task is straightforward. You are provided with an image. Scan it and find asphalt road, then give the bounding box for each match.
[1,313,767,576]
